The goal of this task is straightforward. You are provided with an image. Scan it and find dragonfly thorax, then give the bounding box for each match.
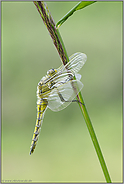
[47,69,57,76]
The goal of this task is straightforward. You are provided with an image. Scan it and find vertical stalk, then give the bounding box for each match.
[34,1,69,65]
[33,1,112,182]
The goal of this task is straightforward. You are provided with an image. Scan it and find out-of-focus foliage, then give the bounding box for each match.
[1,1,122,182]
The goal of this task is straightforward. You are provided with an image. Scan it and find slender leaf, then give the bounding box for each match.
[56,1,96,28]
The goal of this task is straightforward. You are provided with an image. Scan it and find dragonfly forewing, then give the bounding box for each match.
[57,52,87,74]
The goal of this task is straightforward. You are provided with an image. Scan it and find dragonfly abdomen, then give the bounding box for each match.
[29,99,48,155]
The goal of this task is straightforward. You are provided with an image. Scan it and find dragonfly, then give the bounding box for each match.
[29,52,87,155]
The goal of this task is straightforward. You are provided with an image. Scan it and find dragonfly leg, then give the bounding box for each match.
[71,99,85,105]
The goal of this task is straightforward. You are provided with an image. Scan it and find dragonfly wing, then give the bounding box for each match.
[57,52,87,75]
[48,80,83,111]
[40,53,86,95]
[68,52,87,73]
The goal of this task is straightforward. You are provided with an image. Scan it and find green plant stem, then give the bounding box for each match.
[77,92,111,182]
[33,1,111,182]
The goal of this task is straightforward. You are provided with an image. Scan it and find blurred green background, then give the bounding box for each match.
[1,1,122,183]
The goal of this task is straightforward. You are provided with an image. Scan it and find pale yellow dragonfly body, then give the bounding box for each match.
[30,52,87,155]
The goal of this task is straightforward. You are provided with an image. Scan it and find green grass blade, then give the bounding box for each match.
[56,1,96,28]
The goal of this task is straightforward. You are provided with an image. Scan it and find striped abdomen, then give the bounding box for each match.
[30,99,48,155]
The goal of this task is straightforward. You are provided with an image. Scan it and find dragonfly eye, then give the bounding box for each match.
[38,82,43,90]
[47,69,57,76]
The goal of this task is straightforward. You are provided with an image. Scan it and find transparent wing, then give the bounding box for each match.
[41,52,87,91]
[57,52,87,74]
[48,79,83,111]
[39,52,86,109]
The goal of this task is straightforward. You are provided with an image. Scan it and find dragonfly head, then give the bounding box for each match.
[47,69,57,76]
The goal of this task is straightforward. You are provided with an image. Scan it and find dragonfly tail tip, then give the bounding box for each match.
[29,150,32,155]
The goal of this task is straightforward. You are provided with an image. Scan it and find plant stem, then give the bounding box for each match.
[33,1,69,65]
[33,1,112,182]
[78,93,111,182]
